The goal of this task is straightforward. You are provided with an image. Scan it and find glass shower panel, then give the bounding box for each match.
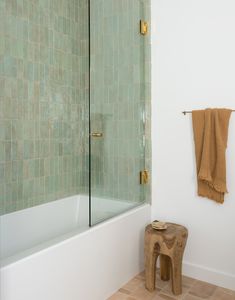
[89,0,150,225]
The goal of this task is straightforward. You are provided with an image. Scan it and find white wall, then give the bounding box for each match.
[151,0,235,290]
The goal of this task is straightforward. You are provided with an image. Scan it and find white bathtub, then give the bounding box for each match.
[0,196,150,300]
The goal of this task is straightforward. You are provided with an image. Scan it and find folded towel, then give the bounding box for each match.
[192,108,232,203]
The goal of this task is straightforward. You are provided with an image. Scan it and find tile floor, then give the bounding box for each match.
[108,270,235,300]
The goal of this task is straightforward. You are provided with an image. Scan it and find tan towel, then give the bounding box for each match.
[192,108,232,203]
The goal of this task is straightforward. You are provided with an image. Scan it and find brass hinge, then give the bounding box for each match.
[140,20,148,35]
[140,170,149,185]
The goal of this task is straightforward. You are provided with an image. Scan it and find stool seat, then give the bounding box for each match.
[144,223,188,295]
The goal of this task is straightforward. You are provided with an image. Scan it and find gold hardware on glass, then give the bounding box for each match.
[140,170,149,185]
[140,20,148,35]
[91,132,103,138]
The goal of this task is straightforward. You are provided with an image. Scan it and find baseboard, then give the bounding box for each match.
[183,261,235,291]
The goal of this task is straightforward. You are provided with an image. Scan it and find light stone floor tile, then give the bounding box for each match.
[188,280,217,298]
[108,270,235,300]
[156,294,177,300]
[160,281,189,299]
[182,276,196,288]
[216,287,235,297]
[130,285,158,300]
[107,292,137,300]
[210,289,235,300]
[155,273,170,290]
[121,277,144,294]
[183,295,204,300]
[153,294,175,300]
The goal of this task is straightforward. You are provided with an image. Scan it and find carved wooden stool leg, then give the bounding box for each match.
[145,245,159,291]
[160,254,170,281]
[145,250,159,291]
[170,255,183,295]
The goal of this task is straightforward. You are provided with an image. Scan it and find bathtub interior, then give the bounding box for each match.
[0,196,142,264]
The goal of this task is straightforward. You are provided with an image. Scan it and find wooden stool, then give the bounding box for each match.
[144,223,188,295]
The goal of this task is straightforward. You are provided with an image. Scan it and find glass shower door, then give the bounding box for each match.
[89,0,150,225]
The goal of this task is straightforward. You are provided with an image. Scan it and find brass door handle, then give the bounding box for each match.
[91,132,103,138]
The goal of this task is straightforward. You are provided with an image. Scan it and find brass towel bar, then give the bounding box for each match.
[182,110,235,115]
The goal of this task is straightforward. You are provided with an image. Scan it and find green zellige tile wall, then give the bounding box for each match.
[0,0,89,215]
[90,0,151,203]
